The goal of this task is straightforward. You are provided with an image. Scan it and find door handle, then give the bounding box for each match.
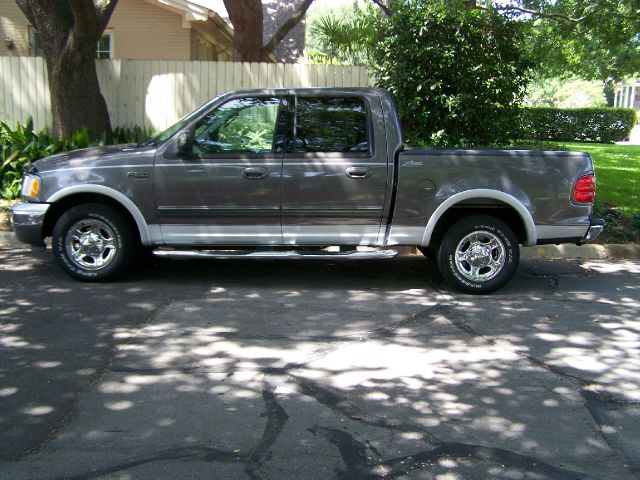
[345,166,371,179]
[242,167,269,179]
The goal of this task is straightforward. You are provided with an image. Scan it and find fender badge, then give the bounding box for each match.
[127,172,149,180]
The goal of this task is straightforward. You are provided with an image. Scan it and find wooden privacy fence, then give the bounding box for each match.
[0,57,373,132]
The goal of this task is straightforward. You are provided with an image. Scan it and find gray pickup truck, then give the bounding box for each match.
[11,87,603,293]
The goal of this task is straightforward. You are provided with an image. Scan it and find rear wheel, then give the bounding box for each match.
[436,215,519,294]
[52,204,134,282]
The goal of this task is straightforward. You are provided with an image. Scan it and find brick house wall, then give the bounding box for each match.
[262,0,306,62]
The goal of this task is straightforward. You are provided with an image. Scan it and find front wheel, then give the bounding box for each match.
[436,215,519,294]
[52,204,134,282]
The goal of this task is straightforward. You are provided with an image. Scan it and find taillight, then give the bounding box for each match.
[572,174,596,203]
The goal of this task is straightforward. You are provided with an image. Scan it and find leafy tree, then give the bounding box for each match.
[524,77,565,107]
[307,1,380,64]
[15,0,118,142]
[468,1,640,80]
[371,1,532,146]
[526,77,607,107]
[223,0,315,61]
[309,1,640,80]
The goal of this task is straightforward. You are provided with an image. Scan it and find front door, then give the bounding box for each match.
[154,95,286,245]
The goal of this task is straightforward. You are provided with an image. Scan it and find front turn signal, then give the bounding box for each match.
[21,174,41,199]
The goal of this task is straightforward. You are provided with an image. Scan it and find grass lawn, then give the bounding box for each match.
[556,142,640,217]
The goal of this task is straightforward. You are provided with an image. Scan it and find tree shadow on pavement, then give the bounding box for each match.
[1,247,639,480]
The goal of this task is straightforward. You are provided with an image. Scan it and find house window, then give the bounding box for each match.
[96,32,113,59]
[30,29,113,59]
[29,28,42,56]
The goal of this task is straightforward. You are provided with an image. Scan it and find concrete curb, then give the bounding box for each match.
[0,230,23,248]
[520,243,640,260]
[1,230,639,260]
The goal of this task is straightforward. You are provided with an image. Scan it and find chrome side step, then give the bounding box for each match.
[152,248,398,260]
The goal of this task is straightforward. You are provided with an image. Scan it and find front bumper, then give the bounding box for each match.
[583,217,605,242]
[10,202,50,246]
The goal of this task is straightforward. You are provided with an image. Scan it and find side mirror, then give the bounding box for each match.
[176,129,193,156]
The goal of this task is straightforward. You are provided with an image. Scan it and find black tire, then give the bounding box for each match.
[52,203,134,282]
[417,246,436,261]
[436,215,519,294]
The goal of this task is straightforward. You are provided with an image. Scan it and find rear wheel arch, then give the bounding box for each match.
[422,190,536,247]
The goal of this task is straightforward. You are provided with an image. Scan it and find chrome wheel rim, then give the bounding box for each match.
[65,219,117,270]
[454,230,505,283]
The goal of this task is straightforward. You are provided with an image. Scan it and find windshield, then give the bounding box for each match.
[146,95,224,145]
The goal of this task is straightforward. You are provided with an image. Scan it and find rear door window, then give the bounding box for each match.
[293,97,371,154]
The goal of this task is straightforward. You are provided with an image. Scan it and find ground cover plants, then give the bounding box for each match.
[1,120,152,200]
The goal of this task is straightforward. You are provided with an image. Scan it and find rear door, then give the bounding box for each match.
[281,91,389,245]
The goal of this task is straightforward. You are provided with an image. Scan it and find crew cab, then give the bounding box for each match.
[11,88,603,293]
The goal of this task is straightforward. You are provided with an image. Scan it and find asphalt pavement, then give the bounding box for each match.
[0,246,639,479]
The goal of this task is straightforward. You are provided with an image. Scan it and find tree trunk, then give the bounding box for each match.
[15,0,117,142]
[224,0,315,62]
[47,45,112,142]
[225,0,265,62]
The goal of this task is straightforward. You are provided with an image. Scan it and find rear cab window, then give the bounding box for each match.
[292,96,372,155]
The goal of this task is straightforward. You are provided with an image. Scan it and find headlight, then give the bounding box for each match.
[21,174,42,199]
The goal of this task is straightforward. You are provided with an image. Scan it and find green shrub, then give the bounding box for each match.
[1,121,156,200]
[1,120,156,200]
[371,1,532,147]
[1,120,88,199]
[595,205,640,243]
[521,107,637,143]
[112,126,154,144]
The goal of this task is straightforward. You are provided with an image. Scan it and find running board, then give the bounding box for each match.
[152,248,398,260]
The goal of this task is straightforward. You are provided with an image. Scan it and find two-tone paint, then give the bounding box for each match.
[11,87,598,250]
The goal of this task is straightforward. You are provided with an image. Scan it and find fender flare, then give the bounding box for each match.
[421,189,537,247]
[46,185,152,245]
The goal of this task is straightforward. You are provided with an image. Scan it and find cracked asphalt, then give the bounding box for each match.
[0,247,639,479]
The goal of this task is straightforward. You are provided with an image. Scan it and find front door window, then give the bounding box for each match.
[193,97,282,155]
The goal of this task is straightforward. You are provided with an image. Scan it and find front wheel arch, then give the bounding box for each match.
[51,203,136,282]
[43,193,142,248]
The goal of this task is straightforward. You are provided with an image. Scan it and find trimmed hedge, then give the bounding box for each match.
[521,107,637,143]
